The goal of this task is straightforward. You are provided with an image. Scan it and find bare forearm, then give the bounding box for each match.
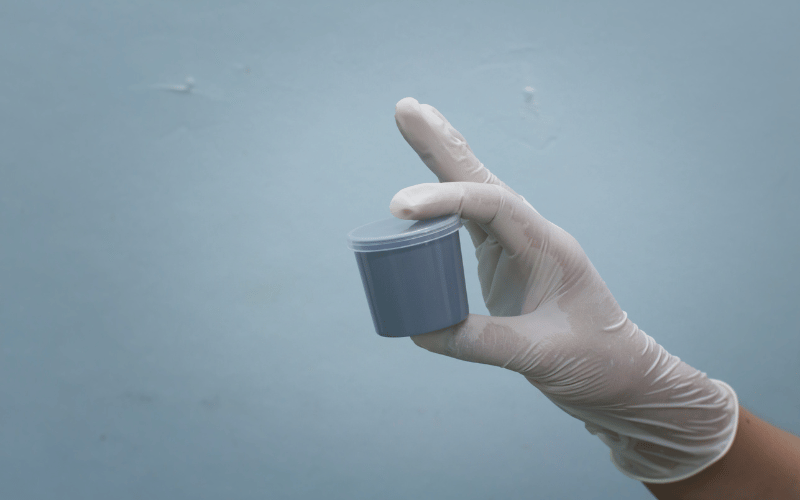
[644,406,800,500]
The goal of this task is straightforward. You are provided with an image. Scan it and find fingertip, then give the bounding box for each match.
[389,183,451,220]
[395,97,420,119]
[410,326,454,354]
[389,190,416,219]
[409,314,489,362]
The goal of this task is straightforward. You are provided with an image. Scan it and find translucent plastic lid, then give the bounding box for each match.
[346,214,463,252]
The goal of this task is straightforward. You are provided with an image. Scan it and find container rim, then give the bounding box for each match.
[346,214,463,252]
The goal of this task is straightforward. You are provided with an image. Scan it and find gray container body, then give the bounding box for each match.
[354,230,469,337]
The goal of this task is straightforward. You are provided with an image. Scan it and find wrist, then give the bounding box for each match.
[614,380,738,483]
[595,379,739,483]
[645,406,800,499]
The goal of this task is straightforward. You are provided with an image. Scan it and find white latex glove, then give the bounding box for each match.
[390,97,738,484]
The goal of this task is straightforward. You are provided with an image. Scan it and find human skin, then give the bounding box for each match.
[644,406,800,499]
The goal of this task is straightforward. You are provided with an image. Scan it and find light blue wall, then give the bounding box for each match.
[1,1,798,498]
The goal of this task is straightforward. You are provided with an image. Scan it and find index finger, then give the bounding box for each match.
[395,97,518,195]
[396,97,534,247]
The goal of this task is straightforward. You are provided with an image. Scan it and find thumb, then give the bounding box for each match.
[390,182,550,263]
[411,312,537,372]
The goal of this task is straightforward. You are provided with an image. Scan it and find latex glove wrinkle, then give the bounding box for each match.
[391,97,738,484]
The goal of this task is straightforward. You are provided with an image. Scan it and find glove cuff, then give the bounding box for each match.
[597,379,739,484]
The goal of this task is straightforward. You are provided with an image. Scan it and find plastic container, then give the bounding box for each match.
[346,214,469,337]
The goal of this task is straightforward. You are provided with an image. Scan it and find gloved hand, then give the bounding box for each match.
[390,97,739,484]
